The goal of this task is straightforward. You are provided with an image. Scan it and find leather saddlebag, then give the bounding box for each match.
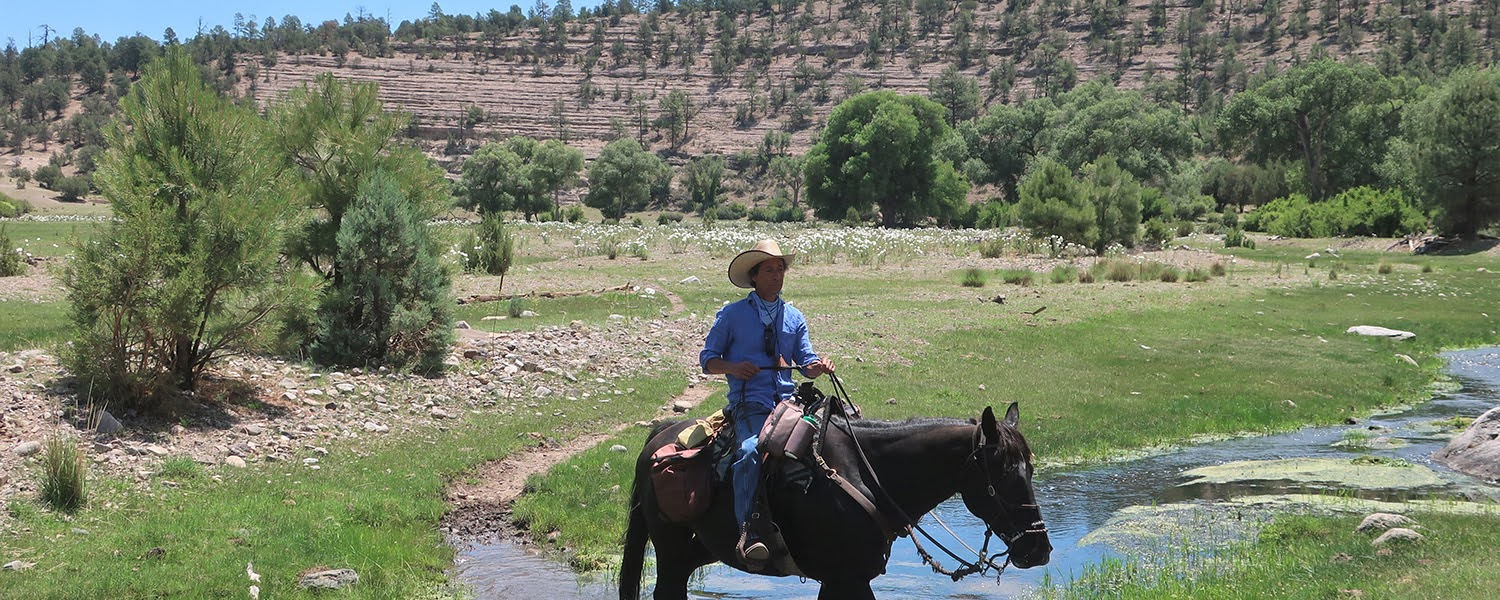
[650,443,712,523]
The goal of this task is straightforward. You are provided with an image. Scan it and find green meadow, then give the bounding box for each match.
[3,223,1498,598]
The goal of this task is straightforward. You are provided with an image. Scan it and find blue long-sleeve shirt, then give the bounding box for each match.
[700,294,820,411]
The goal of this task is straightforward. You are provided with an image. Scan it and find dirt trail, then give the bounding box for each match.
[443,382,716,542]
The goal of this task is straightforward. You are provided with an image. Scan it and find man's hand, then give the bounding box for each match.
[728,361,761,380]
[803,358,835,379]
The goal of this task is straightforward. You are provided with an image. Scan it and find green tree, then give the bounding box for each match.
[524,138,584,219]
[310,170,453,374]
[1016,158,1096,253]
[927,64,982,127]
[459,140,528,215]
[584,138,669,220]
[1218,59,1401,200]
[960,98,1053,202]
[66,49,311,407]
[267,74,449,284]
[683,154,725,215]
[768,154,806,208]
[1049,80,1198,187]
[1081,156,1143,253]
[655,89,695,149]
[1403,68,1500,238]
[804,91,968,228]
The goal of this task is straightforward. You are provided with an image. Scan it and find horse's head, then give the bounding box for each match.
[957,403,1052,569]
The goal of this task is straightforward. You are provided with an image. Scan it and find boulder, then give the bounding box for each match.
[1371,527,1424,546]
[1345,325,1415,340]
[1433,405,1500,481]
[1356,512,1415,533]
[297,568,359,590]
[95,411,124,435]
[12,441,41,457]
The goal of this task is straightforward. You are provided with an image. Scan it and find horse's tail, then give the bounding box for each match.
[619,470,650,600]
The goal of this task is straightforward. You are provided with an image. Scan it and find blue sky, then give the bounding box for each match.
[3,1,606,50]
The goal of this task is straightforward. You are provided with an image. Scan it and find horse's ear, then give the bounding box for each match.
[1004,402,1020,428]
[980,406,1000,442]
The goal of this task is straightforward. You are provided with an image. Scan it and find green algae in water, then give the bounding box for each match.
[1179,457,1445,490]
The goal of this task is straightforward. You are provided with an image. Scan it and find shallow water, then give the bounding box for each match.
[452,348,1500,599]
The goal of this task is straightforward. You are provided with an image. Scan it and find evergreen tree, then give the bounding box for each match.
[1404,68,1500,237]
[311,171,454,373]
[66,49,311,408]
[1017,158,1096,253]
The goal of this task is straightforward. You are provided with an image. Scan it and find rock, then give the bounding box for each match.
[679,276,700,284]
[229,443,255,456]
[224,456,247,469]
[363,422,389,433]
[96,411,124,435]
[608,314,626,321]
[5,363,22,373]
[2,560,35,571]
[1345,325,1415,340]
[609,444,628,452]
[454,320,471,330]
[480,315,506,321]
[671,400,693,413]
[520,310,540,318]
[305,388,324,397]
[463,349,482,359]
[297,568,359,590]
[334,383,356,393]
[1395,354,1418,367]
[429,407,455,419]
[1357,513,1416,533]
[1433,405,1500,480]
[145,445,169,457]
[1371,528,1424,546]
[12,441,41,457]
[241,424,265,436]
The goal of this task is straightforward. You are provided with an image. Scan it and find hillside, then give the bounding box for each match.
[239,0,1493,160]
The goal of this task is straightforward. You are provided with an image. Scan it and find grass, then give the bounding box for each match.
[452,290,672,331]
[1048,511,1500,598]
[40,436,88,513]
[0,301,71,351]
[960,267,987,287]
[0,371,688,599]
[0,220,102,258]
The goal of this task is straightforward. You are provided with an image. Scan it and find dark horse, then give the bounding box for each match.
[620,403,1052,599]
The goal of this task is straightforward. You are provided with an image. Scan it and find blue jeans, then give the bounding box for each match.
[731,403,772,526]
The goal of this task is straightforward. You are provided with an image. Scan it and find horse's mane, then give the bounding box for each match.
[843,415,1032,462]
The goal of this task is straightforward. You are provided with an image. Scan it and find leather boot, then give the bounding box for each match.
[737,522,769,569]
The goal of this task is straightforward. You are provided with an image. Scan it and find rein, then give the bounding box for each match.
[812,373,1047,582]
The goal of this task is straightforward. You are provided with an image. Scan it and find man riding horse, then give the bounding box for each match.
[699,238,835,570]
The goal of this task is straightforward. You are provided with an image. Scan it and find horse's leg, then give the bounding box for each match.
[816,578,876,600]
[648,524,700,600]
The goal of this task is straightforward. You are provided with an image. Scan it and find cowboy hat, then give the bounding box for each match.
[727,239,796,289]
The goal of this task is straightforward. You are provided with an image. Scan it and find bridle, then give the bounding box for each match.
[906,428,1049,582]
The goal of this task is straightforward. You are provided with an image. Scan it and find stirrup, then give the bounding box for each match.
[737,524,770,568]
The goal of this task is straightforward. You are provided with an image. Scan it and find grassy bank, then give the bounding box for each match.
[0,372,687,599]
[1052,511,1500,598]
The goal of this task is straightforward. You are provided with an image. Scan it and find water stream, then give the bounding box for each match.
[451,348,1500,598]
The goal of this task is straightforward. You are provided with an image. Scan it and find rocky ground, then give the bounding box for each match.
[0,299,710,506]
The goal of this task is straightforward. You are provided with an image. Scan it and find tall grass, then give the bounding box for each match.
[40,435,87,513]
[1050,264,1079,284]
[998,268,1035,286]
[960,268,987,287]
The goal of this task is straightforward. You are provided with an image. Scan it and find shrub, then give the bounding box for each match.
[975,199,1013,229]
[464,214,517,291]
[0,226,25,277]
[657,212,684,225]
[960,268,987,287]
[1184,267,1211,282]
[0,194,32,218]
[978,237,1007,258]
[1210,261,1227,277]
[999,269,1034,286]
[33,164,63,189]
[1159,266,1180,282]
[155,456,205,481]
[8,166,29,189]
[507,296,529,318]
[1095,259,1137,282]
[40,435,87,513]
[310,171,455,374]
[1077,268,1096,283]
[1421,263,1434,273]
[56,175,91,201]
[713,202,747,221]
[1139,262,1166,280]
[1049,264,1078,283]
[1142,218,1173,248]
[1249,189,1427,238]
[1174,220,1195,237]
[1224,227,1255,249]
[1377,261,1393,274]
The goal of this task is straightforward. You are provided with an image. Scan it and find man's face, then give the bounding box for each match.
[751,258,787,297]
